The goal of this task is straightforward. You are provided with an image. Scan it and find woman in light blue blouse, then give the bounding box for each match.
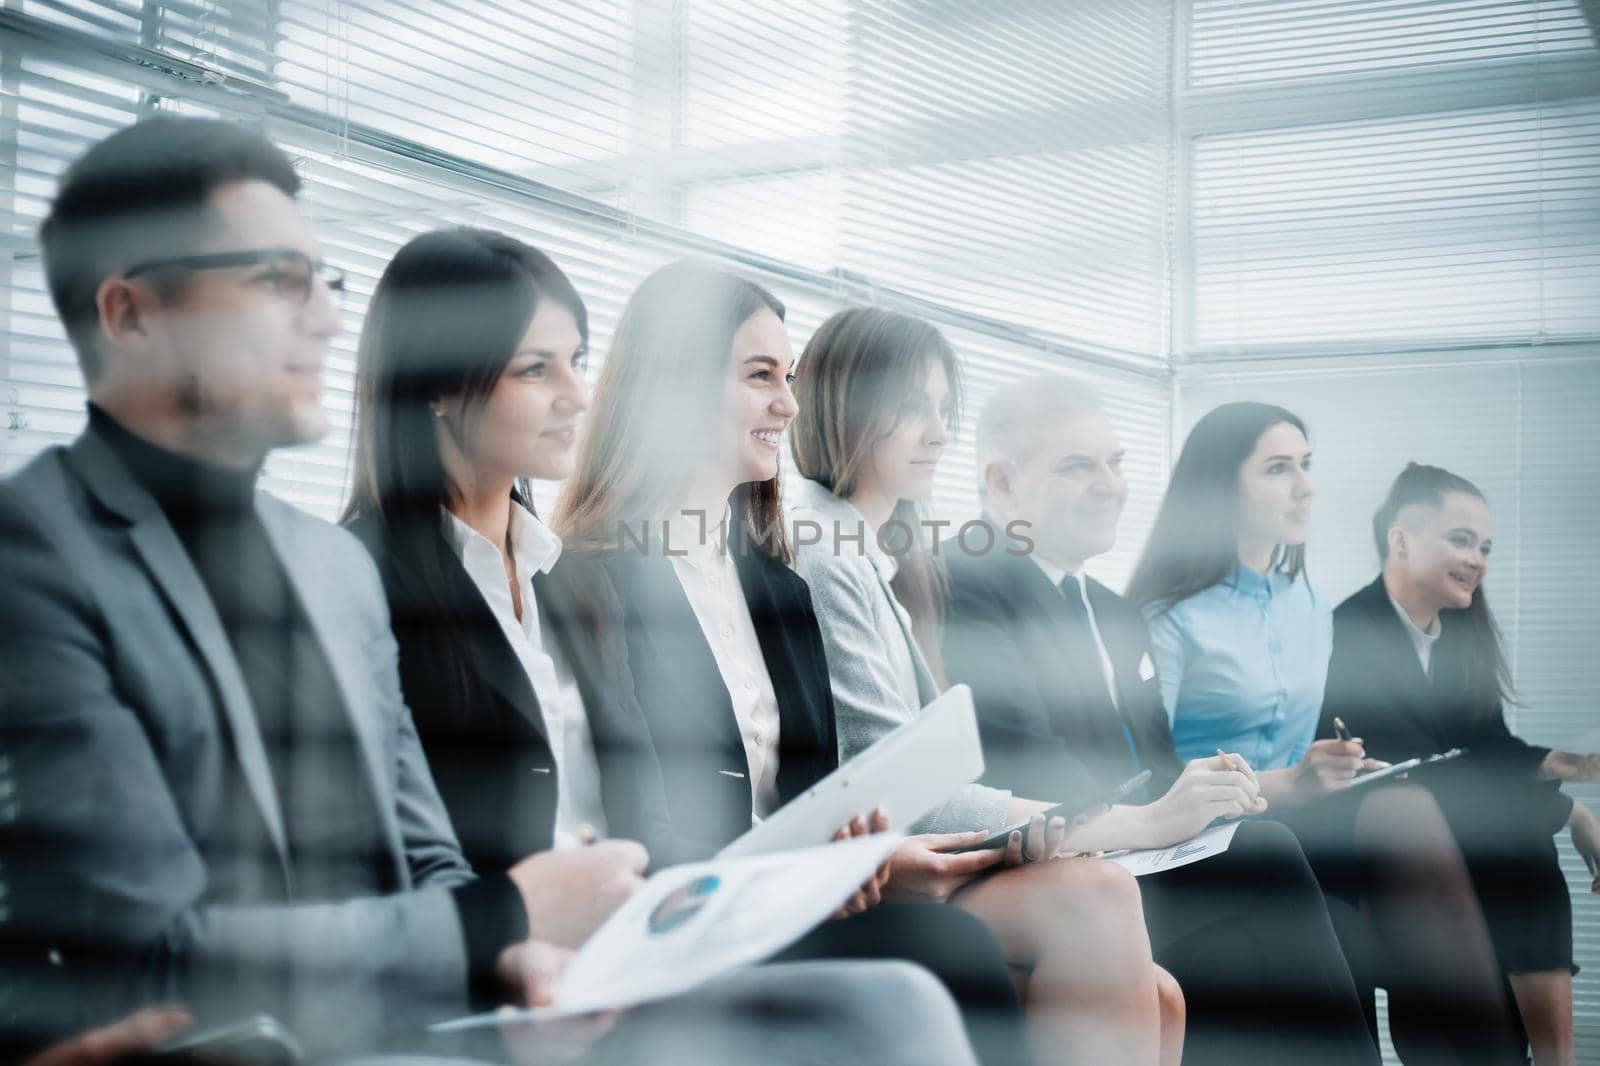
[1126,402,1527,1066]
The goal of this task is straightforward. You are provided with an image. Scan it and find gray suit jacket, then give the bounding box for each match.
[787,479,1010,835]
[0,427,476,1054]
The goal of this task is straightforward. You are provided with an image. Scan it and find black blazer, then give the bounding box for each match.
[345,513,673,873]
[598,538,839,865]
[1320,575,1572,840]
[941,530,1184,805]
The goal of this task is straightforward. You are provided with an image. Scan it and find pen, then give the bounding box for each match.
[1217,748,1262,805]
[1333,717,1352,742]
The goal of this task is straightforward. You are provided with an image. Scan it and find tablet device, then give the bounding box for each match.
[1343,747,1466,789]
[957,769,1153,853]
[717,685,985,860]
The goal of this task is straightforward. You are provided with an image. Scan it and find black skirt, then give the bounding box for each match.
[1281,779,1575,976]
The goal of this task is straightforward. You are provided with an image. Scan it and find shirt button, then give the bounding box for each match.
[721,625,734,638]
[744,678,757,692]
[753,731,765,745]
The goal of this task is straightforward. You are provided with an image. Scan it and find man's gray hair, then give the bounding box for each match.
[975,374,1104,507]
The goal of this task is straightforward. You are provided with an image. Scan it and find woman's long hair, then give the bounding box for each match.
[555,261,791,563]
[341,227,588,711]
[1373,462,1514,708]
[790,306,962,684]
[1126,402,1309,614]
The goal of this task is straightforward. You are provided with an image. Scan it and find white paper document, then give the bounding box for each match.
[718,684,985,860]
[430,832,902,1033]
[1101,822,1240,877]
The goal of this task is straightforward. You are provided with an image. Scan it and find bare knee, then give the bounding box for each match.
[1155,965,1185,1028]
[1047,856,1143,918]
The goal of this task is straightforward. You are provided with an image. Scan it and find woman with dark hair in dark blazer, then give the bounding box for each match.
[555,262,1037,1066]
[341,228,670,884]
[1323,462,1600,1066]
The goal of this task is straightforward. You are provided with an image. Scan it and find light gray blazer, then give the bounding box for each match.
[0,426,476,1055]
[787,478,1009,835]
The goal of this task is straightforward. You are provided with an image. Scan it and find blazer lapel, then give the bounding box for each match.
[1084,578,1144,716]
[443,552,549,744]
[872,565,938,705]
[735,547,836,796]
[535,565,604,720]
[1006,553,1110,727]
[1352,577,1432,699]
[619,552,744,749]
[257,498,402,861]
[65,432,290,871]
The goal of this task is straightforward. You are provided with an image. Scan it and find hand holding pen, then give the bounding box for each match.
[1295,719,1369,794]
[1215,748,1262,794]
[1214,749,1265,814]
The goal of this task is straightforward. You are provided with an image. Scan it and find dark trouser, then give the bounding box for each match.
[775,900,1032,1066]
[1138,819,1381,1066]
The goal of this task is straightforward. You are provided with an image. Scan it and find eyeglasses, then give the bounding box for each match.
[124,248,346,304]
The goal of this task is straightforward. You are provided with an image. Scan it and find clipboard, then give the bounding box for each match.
[717,684,985,860]
[1343,747,1466,788]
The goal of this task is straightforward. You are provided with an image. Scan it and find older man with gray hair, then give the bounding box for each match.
[941,373,1383,1066]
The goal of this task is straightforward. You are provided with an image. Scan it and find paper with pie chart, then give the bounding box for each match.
[430,831,903,1030]
[1100,822,1240,876]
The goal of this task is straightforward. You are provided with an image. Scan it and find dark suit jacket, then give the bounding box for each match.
[344,514,675,874]
[941,532,1184,805]
[1320,576,1572,841]
[0,426,478,1055]
[597,539,839,864]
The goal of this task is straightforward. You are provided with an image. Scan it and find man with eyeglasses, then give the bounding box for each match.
[0,117,980,1066]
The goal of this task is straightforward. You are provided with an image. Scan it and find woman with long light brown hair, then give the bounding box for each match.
[787,305,1184,1066]
[557,261,1039,1066]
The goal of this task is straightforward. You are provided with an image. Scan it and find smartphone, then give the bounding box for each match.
[136,1014,304,1065]
[958,769,1153,853]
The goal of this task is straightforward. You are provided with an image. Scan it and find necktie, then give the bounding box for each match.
[1057,574,1143,780]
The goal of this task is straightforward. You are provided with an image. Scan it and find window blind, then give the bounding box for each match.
[1190,0,1597,88]
[2,0,1173,526]
[836,0,1173,361]
[1191,100,1600,352]
[1185,0,1600,356]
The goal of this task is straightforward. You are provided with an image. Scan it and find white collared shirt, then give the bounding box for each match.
[1387,590,1442,674]
[1032,555,1123,710]
[664,508,782,822]
[444,503,609,850]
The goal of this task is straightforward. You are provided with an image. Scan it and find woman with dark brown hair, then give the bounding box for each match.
[1325,462,1599,1066]
[787,305,1184,1066]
